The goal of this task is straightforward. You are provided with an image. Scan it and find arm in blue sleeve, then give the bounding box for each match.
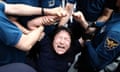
[85,41,101,69]
[85,31,120,70]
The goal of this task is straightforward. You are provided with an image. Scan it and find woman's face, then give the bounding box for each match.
[53,30,71,55]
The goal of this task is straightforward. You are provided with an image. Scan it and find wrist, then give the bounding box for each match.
[41,8,44,16]
[43,8,49,15]
[79,20,89,30]
[85,22,97,32]
[88,22,97,27]
[87,21,100,29]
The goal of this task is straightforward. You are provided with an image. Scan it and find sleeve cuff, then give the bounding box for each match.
[95,21,105,28]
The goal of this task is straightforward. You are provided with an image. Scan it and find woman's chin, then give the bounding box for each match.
[56,51,65,55]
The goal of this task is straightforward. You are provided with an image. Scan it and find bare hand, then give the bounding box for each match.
[46,7,67,17]
[72,11,86,23]
[73,11,88,30]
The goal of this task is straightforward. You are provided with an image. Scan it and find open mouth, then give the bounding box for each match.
[57,45,65,49]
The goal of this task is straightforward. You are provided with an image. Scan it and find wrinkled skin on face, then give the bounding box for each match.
[53,30,71,55]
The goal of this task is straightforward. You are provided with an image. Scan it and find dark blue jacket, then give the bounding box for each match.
[37,35,80,72]
[85,12,120,71]
[76,0,106,21]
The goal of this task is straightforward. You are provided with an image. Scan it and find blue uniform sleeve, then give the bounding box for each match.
[85,41,101,69]
[0,17,22,46]
[85,31,120,70]
[0,2,5,11]
[0,2,22,46]
[96,21,105,28]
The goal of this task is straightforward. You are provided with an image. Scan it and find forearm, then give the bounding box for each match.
[4,3,42,16]
[81,8,113,33]
[4,2,67,17]
[27,16,57,30]
[96,8,113,22]
[4,3,52,16]
[80,19,89,30]
[15,26,44,51]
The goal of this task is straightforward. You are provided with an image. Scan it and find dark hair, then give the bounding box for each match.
[51,26,73,42]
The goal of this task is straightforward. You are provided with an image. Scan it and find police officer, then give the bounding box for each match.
[70,0,111,40]
[0,1,67,72]
[4,0,75,34]
[73,0,120,71]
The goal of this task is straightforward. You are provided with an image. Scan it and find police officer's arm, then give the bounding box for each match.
[78,37,101,69]
[73,11,98,35]
[15,26,44,51]
[59,2,74,26]
[84,33,120,70]
[87,8,113,34]
[96,8,113,22]
[85,41,101,69]
[1,1,67,17]
[27,16,58,30]
[72,11,90,31]
[94,0,114,27]
[72,8,113,34]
